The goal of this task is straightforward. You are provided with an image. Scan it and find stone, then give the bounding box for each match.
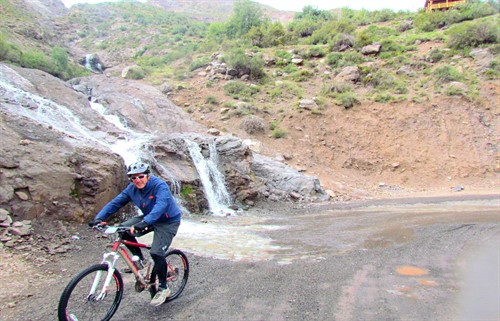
[299,99,317,110]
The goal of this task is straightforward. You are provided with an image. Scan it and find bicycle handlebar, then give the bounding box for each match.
[94,224,130,234]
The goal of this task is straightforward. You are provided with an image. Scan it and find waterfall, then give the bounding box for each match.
[2,66,231,215]
[84,54,103,73]
[89,100,181,194]
[1,79,104,146]
[185,139,232,216]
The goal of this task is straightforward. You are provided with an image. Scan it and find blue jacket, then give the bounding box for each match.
[96,175,182,225]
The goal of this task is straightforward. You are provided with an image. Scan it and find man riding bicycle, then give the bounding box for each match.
[88,161,182,307]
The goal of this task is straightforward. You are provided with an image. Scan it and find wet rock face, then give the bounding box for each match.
[0,63,327,221]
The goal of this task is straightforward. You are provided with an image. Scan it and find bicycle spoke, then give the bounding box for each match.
[58,264,123,321]
[165,250,189,301]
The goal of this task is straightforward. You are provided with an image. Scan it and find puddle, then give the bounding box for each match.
[363,226,414,249]
[418,279,438,286]
[396,265,429,276]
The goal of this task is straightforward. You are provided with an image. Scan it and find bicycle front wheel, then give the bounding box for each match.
[58,263,124,321]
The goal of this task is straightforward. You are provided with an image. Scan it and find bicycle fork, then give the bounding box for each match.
[88,252,119,301]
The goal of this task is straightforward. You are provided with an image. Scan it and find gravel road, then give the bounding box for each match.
[1,194,498,321]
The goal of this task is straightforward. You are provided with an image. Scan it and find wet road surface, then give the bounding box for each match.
[137,194,499,321]
[5,194,499,321]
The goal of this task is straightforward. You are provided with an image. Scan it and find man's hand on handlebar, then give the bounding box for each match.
[131,220,150,234]
[88,218,104,227]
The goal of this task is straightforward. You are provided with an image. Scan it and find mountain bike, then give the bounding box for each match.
[57,224,189,321]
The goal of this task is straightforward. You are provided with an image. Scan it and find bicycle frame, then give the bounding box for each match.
[90,228,153,300]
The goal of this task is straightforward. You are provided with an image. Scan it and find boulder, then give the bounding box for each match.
[361,43,382,55]
[335,66,361,83]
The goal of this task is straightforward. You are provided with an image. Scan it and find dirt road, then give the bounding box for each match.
[1,194,498,321]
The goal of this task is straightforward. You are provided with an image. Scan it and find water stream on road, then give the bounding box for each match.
[139,197,499,265]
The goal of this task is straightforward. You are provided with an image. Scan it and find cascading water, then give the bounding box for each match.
[1,79,104,146]
[2,65,232,216]
[185,139,233,216]
[84,54,103,73]
[88,100,181,193]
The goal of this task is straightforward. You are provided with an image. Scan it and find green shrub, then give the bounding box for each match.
[321,81,353,96]
[273,81,304,99]
[269,120,279,130]
[373,92,394,103]
[308,45,328,57]
[224,48,266,79]
[445,84,466,96]
[433,65,463,83]
[289,69,312,82]
[326,52,366,69]
[484,58,500,79]
[447,20,499,49]
[275,49,292,60]
[189,57,210,71]
[335,92,360,108]
[19,50,59,76]
[124,66,146,80]
[329,33,355,51]
[271,127,287,138]
[283,63,299,73]
[427,48,444,63]
[363,70,397,89]
[205,95,219,105]
[223,80,260,99]
[181,185,194,199]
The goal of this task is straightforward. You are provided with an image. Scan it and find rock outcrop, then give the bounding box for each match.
[0,63,328,222]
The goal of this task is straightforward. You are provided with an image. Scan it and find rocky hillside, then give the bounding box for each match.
[0,0,498,226]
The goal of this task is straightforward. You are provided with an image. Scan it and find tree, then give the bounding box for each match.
[226,0,264,39]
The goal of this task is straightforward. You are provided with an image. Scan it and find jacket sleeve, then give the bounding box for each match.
[142,183,171,225]
[96,189,132,221]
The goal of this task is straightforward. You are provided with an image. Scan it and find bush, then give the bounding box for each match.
[223,80,260,99]
[289,69,312,82]
[363,70,397,89]
[427,48,444,63]
[321,81,353,96]
[326,52,366,69]
[271,127,287,138]
[19,51,52,71]
[329,33,355,51]
[0,35,9,60]
[225,48,266,79]
[447,20,499,49]
[123,66,146,80]
[272,81,304,99]
[189,57,210,71]
[336,92,360,108]
[308,45,328,57]
[283,63,299,74]
[205,95,219,105]
[433,65,463,83]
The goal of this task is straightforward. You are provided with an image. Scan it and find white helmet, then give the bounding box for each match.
[126,161,150,176]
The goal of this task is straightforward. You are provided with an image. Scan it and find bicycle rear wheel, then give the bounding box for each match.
[149,249,189,301]
[58,264,124,321]
[165,249,189,301]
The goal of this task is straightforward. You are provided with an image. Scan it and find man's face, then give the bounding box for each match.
[128,173,149,189]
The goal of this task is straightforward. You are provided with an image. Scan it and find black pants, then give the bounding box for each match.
[121,216,180,288]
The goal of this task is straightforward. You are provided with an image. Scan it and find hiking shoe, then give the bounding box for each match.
[150,286,171,306]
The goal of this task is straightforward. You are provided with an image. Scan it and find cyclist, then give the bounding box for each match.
[88,161,182,306]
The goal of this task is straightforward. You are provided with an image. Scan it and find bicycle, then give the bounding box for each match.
[57,224,189,321]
